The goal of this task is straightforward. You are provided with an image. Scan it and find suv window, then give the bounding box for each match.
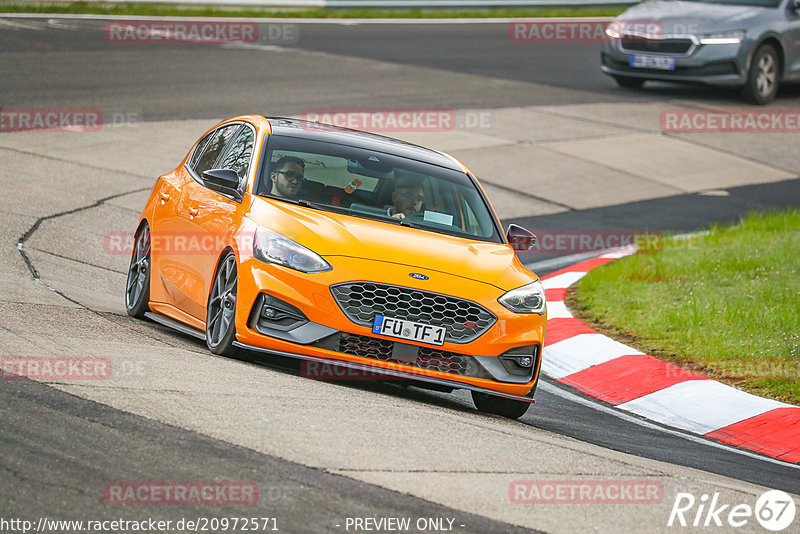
[193,124,241,176]
[217,125,255,181]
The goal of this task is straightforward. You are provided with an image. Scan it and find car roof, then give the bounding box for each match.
[263,117,465,172]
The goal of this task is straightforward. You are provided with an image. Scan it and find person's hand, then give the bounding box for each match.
[391,212,405,219]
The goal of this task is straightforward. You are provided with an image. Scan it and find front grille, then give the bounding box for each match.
[330,282,496,344]
[621,36,693,54]
[337,333,487,378]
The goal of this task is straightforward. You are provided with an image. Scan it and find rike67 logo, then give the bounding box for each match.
[668,490,796,531]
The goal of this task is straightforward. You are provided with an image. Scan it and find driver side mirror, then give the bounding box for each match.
[506,224,537,251]
[202,169,242,200]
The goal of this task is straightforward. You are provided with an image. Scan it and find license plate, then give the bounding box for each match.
[372,315,445,346]
[629,54,675,71]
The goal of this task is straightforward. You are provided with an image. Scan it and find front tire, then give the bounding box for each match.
[613,75,645,89]
[206,252,243,358]
[125,223,151,318]
[472,391,531,419]
[742,44,779,105]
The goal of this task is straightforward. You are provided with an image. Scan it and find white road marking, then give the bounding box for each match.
[543,333,642,379]
[542,271,586,290]
[545,300,572,318]
[617,380,793,435]
[220,43,290,52]
[0,14,614,24]
[0,18,48,30]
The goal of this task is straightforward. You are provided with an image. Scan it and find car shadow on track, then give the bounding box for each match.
[612,80,800,105]
[140,317,482,416]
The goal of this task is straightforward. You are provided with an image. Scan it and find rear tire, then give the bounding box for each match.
[614,76,645,89]
[472,391,531,419]
[206,252,244,358]
[742,43,779,105]
[125,223,151,318]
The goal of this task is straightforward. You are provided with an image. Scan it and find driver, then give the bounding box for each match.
[388,176,424,219]
[269,156,305,199]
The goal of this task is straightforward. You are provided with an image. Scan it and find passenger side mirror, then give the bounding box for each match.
[202,169,242,200]
[506,224,537,251]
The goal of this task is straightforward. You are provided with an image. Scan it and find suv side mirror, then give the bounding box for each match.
[202,169,242,199]
[506,224,537,251]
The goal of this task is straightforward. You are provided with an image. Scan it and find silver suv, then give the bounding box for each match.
[601,0,800,104]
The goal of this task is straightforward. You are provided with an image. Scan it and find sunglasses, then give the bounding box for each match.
[277,170,305,183]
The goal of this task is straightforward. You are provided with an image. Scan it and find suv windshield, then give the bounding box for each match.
[257,135,502,243]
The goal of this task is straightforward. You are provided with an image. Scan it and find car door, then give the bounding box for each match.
[158,123,241,320]
[183,123,257,320]
[149,129,214,312]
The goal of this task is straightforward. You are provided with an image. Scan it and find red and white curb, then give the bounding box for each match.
[540,246,800,464]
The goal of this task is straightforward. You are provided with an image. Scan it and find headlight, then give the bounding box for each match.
[605,22,622,39]
[253,227,331,273]
[699,30,745,45]
[498,280,546,315]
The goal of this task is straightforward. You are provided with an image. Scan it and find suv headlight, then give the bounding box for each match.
[253,227,331,273]
[699,30,745,45]
[605,21,622,39]
[498,280,546,315]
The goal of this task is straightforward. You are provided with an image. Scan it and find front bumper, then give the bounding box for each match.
[233,256,545,398]
[601,40,747,87]
[233,339,537,404]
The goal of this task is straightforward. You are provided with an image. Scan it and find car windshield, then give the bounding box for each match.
[257,134,501,243]
[678,0,779,7]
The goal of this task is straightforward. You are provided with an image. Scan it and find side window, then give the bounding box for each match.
[188,133,212,170]
[193,124,241,177]
[217,126,255,181]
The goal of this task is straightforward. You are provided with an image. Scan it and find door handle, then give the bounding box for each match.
[159,191,171,202]
[188,206,199,217]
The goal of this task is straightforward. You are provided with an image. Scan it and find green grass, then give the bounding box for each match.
[0,2,628,18]
[567,209,800,406]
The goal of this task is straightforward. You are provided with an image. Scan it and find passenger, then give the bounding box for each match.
[269,156,305,199]
[388,176,425,219]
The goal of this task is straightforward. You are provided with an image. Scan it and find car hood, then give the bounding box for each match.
[617,0,770,34]
[248,198,535,291]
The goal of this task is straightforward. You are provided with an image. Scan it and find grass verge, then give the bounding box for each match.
[567,209,800,406]
[0,2,628,18]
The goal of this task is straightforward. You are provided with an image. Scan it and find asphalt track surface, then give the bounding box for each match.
[1,16,800,533]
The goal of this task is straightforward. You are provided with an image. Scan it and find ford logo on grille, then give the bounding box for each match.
[409,273,429,280]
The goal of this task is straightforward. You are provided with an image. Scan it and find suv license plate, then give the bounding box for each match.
[630,54,675,70]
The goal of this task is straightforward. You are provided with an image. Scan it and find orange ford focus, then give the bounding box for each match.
[126,116,546,418]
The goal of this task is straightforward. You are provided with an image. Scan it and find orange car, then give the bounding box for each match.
[126,116,546,418]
